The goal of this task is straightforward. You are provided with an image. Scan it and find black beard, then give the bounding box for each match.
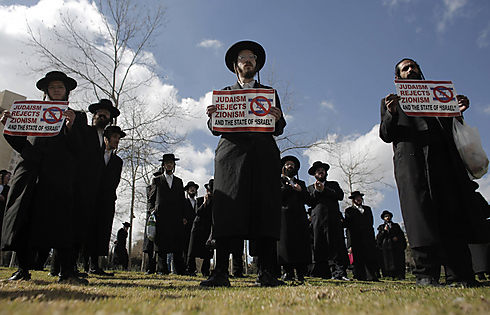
[407,72,422,79]
[165,168,173,175]
[238,65,256,79]
[284,168,296,177]
[188,192,196,198]
[96,117,110,129]
[315,174,326,182]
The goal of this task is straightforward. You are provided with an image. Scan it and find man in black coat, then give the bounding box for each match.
[344,191,379,281]
[307,161,349,281]
[0,170,11,242]
[376,210,406,280]
[202,40,286,287]
[86,125,125,275]
[277,156,311,282]
[182,181,203,272]
[113,222,130,270]
[187,179,214,276]
[379,58,490,287]
[148,153,187,275]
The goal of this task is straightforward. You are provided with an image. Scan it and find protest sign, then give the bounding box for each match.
[394,80,461,117]
[3,100,68,137]
[211,89,276,133]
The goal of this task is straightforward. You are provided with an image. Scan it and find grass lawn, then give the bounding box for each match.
[1,267,489,314]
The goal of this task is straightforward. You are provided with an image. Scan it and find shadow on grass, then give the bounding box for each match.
[0,287,115,301]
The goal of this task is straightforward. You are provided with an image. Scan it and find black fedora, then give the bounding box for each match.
[225,40,266,73]
[123,222,131,228]
[281,155,301,171]
[36,71,77,92]
[184,181,199,191]
[103,126,126,139]
[380,210,393,220]
[204,179,214,192]
[348,191,364,199]
[159,153,179,162]
[308,161,330,176]
[89,99,120,118]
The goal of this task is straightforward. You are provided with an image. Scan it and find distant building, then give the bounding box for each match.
[0,90,26,171]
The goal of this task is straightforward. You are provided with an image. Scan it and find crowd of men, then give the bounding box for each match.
[1,71,126,284]
[1,39,490,288]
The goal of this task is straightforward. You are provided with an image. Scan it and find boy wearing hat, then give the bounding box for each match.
[306,161,349,281]
[202,40,286,287]
[113,222,131,270]
[376,210,406,280]
[343,191,379,281]
[183,181,203,273]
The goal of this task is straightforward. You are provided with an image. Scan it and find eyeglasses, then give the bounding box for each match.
[237,54,257,61]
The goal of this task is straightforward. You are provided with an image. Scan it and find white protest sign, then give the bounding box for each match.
[3,100,68,137]
[394,80,460,117]
[211,89,276,133]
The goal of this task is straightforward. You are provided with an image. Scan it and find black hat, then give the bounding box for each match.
[36,71,77,92]
[225,40,266,73]
[184,181,199,191]
[204,179,214,192]
[123,222,131,228]
[88,99,120,118]
[381,210,393,220]
[281,155,300,171]
[348,191,364,199]
[103,125,126,139]
[308,161,330,176]
[159,153,179,162]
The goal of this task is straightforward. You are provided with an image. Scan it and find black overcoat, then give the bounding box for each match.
[376,222,406,272]
[208,81,286,240]
[307,181,348,266]
[113,227,129,268]
[183,196,203,256]
[277,176,312,265]
[379,99,490,247]
[1,117,81,251]
[90,153,123,256]
[148,174,186,252]
[187,199,213,259]
[344,205,378,263]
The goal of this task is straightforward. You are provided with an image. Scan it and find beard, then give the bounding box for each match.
[284,168,296,178]
[315,174,326,182]
[237,64,256,79]
[188,192,196,198]
[95,116,110,129]
[407,72,422,79]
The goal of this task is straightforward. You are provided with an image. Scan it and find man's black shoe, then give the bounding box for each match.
[281,273,295,281]
[447,279,483,288]
[255,271,285,287]
[8,270,31,281]
[58,273,89,285]
[416,277,442,287]
[200,269,231,287]
[89,268,114,276]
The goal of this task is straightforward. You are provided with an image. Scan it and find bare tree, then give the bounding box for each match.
[262,61,330,155]
[25,0,185,262]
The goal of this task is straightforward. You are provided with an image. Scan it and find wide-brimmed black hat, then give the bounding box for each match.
[184,181,199,191]
[123,222,131,228]
[380,210,393,220]
[88,99,120,118]
[103,125,126,139]
[348,191,364,199]
[225,40,266,73]
[159,153,179,162]
[308,161,330,176]
[36,71,77,92]
[204,179,214,192]
[281,155,301,171]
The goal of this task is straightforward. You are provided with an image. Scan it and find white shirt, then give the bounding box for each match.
[104,150,112,165]
[165,173,174,188]
[189,196,196,209]
[239,80,256,89]
[355,204,365,214]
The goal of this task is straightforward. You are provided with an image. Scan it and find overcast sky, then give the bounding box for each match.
[1,0,489,238]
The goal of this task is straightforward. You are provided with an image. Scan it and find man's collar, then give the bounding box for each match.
[238,80,256,89]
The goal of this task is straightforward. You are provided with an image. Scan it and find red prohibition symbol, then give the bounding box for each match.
[433,86,454,103]
[250,96,272,117]
[43,107,64,124]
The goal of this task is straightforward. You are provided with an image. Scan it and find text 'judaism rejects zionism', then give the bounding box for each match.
[3,100,68,137]
[394,80,460,117]
[211,89,276,133]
